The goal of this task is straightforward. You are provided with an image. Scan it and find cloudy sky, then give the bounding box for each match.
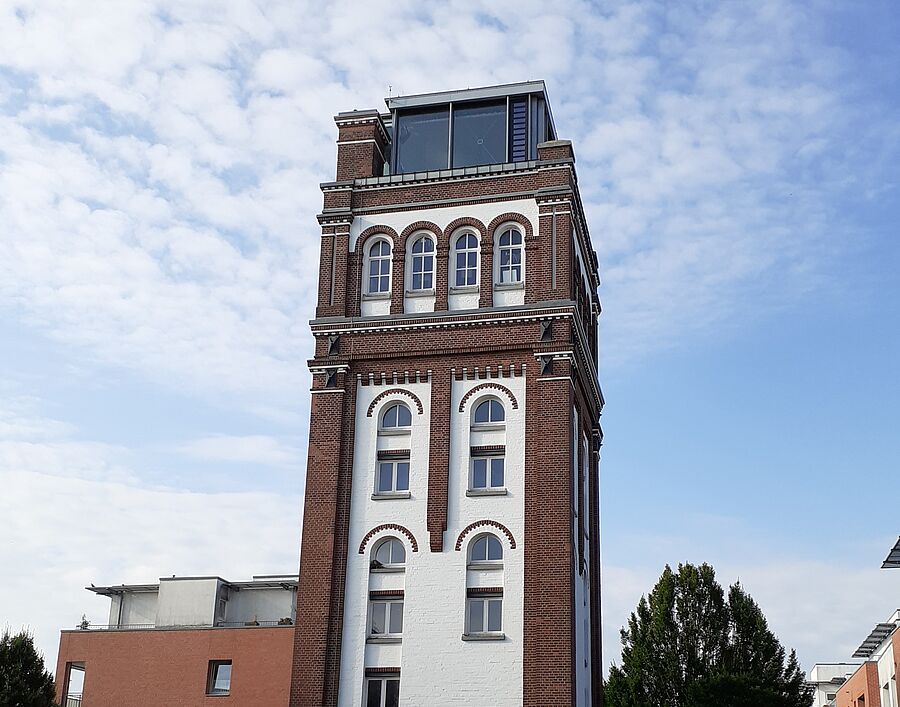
[2,0,899,676]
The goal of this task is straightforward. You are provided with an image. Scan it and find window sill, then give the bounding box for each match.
[362,292,391,301]
[466,488,508,497]
[378,428,411,437]
[367,635,402,644]
[450,285,479,294]
[462,632,505,641]
[369,566,405,574]
[467,561,504,570]
[405,289,435,297]
[494,282,524,291]
[470,423,505,432]
[372,491,411,500]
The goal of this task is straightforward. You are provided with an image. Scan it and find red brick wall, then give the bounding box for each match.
[836,661,882,707]
[54,627,292,707]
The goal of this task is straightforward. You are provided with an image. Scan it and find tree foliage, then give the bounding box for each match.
[0,629,58,707]
[606,563,812,707]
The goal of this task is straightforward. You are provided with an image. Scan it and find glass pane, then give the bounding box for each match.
[396,463,409,491]
[471,536,486,561]
[423,272,433,289]
[488,599,502,631]
[474,401,489,424]
[379,259,390,275]
[385,679,400,707]
[490,400,505,422]
[367,679,382,707]
[490,458,504,487]
[383,405,397,428]
[412,273,422,290]
[487,536,503,561]
[397,405,411,426]
[452,100,507,168]
[389,602,404,634]
[469,600,484,633]
[213,663,231,691]
[396,107,450,173]
[371,602,386,634]
[472,459,487,488]
[378,464,393,492]
[501,250,510,265]
[390,539,405,565]
[369,276,379,293]
[375,541,391,566]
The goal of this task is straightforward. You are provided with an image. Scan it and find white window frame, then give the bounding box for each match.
[365,238,392,296]
[451,231,479,289]
[469,454,505,491]
[368,598,404,638]
[471,397,505,427]
[375,458,410,495]
[379,402,412,434]
[370,538,406,571]
[465,595,503,636]
[495,225,524,287]
[408,234,435,292]
[467,533,504,567]
[364,675,401,707]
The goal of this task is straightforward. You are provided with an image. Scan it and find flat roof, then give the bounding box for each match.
[883,536,900,568]
[87,574,299,596]
[852,622,897,658]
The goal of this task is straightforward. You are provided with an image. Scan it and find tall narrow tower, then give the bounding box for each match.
[291,82,603,707]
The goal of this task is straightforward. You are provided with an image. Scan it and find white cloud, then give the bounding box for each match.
[178,434,303,468]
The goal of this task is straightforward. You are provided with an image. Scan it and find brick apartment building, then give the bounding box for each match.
[290,81,604,707]
[52,81,603,707]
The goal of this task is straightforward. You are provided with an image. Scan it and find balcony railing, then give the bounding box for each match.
[76,619,293,630]
[65,693,82,707]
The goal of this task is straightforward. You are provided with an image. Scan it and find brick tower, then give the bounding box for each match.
[291,82,604,707]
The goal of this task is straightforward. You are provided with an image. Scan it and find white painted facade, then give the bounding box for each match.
[808,664,860,706]
[338,370,526,707]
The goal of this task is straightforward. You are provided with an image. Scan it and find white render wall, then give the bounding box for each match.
[338,372,526,706]
[155,577,220,627]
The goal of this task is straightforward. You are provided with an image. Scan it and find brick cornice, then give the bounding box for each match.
[458,382,519,413]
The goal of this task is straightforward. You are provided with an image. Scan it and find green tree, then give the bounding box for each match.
[606,563,812,707]
[0,629,58,707]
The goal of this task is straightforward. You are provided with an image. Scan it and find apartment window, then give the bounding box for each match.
[469,534,503,564]
[410,236,435,291]
[367,240,392,294]
[473,398,505,424]
[369,599,404,637]
[452,100,507,168]
[454,233,479,287]
[380,403,411,430]
[496,228,523,285]
[377,459,410,494]
[371,538,406,569]
[394,106,450,173]
[206,660,232,696]
[467,594,503,634]
[471,454,504,490]
[365,675,400,707]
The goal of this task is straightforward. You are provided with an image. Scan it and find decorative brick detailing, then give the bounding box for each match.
[364,667,401,676]
[470,444,505,455]
[466,587,504,597]
[426,366,451,552]
[442,216,488,242]
[357,524,419,555]
[454,520,517,551]
[376,449,410,460]
[487,212,535,241]
[365,388,425,417]
[398,221,442,251]
[458,382,519,412]
[369,589,405,598]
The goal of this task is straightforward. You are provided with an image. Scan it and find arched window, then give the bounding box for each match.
[473,398,505,424]
[497,228,523,284]
[381,403,412,430]
[371,537,406,569]
[410,236,435,291]
[367,240,392,294]
[454,233,479,287]
[469,534,503,564]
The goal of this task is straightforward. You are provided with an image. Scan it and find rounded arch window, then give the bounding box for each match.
[380,402,412,430]
[469,533,503,563]
[371,537,406,568]
[497,227,523,284]
[410,235,435,291]
[473,398,505,424]
[454,232,479,287]
[367,239,392,294]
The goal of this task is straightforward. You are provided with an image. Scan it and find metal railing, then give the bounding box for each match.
[65,693,82,707]
[76,619,293,630]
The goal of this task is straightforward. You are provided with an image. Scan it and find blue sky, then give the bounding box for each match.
[1,0,898,673]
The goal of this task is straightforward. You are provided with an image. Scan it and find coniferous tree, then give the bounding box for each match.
[605,563,813,707]
[0,629,58,707]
